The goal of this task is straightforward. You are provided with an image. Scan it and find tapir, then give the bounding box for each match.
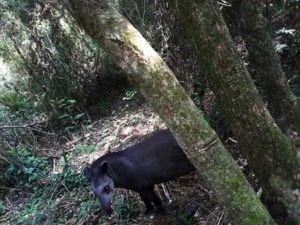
[83,129,195,215]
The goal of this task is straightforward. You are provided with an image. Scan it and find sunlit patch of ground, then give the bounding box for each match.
[0,58,14,90]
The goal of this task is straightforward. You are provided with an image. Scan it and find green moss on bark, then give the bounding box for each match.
[239,0,298,132]
[290,98,300,133]
[168,0,300,223]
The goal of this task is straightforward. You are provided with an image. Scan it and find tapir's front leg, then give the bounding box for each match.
[147,187,165,214]
[139,188,154,214]
[139,186,164,214]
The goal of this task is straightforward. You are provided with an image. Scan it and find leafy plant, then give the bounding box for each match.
[114,195,140,219]
[0,201,5,215]
[177,212,196,225]
[5,151,91,224]
[75,144,95,153]
[123,88,137,101]
[5,148,49,188]
[79,200,99,217]
[15,197,46,225]
[0,90,32,112]
[50,164,86,190]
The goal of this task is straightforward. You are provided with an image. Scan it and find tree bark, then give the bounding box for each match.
[167,0,299,224]
[62,0,276,224]
[236,0,300,133]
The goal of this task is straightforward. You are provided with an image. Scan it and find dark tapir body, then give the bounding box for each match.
[83,129,195,214]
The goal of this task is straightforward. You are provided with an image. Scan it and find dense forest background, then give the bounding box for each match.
[0,0,299,224]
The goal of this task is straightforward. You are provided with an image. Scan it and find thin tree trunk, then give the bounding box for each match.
[167,0,299,223]
[237,0,300,133]
[62,0,276,224]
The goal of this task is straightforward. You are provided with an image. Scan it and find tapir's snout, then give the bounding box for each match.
[104,206,113,215]
[92,178,115,215]
[98,197,113,215]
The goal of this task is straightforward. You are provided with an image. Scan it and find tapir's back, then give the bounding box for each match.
[107,129,195,189]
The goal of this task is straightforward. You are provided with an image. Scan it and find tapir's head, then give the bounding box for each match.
[83,161,115,214]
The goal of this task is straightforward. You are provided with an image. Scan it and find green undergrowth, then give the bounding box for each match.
[0,147,202,225]
[0,145,150,225]
[114,195,140,220]
[0,147,98,225]
[0,99,205,225]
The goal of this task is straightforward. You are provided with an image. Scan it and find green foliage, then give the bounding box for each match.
[123,88,137,101]
[4,148,49,188]
[54,165,86,189]
[16,188,90,224]
[274,28,294,54]
[75,144,95,153]
[79,200,99,217]
[114,195,140,219]
[14,197,47,225]
[274,42,288,53]
[203,115,212,126]
[0,0,134,131]
[0,0,113,128]
[2,146,93,224]
[55,99,89,129]
[178,212,196,225]
[0,201,5,215]
[0,90,32,112]
[0,41,13,60]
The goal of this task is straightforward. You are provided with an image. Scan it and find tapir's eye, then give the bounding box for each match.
[103,185,110,193]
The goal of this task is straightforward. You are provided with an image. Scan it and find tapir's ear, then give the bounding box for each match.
[101,161,114,178]
[83,166,91,181]
[101,161,109,173]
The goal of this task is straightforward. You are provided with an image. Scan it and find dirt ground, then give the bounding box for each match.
[65,99,230,225]
[0,97,232,225]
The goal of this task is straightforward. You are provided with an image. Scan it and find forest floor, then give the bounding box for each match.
[0,95,234,225]
[1,7,299,224]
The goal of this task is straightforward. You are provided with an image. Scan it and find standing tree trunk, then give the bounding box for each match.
[167,0,299,224]
[61,0,276,224]
[235,0,300,132]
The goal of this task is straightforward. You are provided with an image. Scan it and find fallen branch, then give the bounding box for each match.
[0,122,37,130]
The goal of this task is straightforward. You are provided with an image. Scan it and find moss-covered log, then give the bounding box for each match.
[61,0,276,224]
[167,0,300,224]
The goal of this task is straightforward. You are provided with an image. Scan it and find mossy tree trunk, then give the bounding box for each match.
[167,0,299,223]
[61,0,276,224]
[236,0,300,132]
